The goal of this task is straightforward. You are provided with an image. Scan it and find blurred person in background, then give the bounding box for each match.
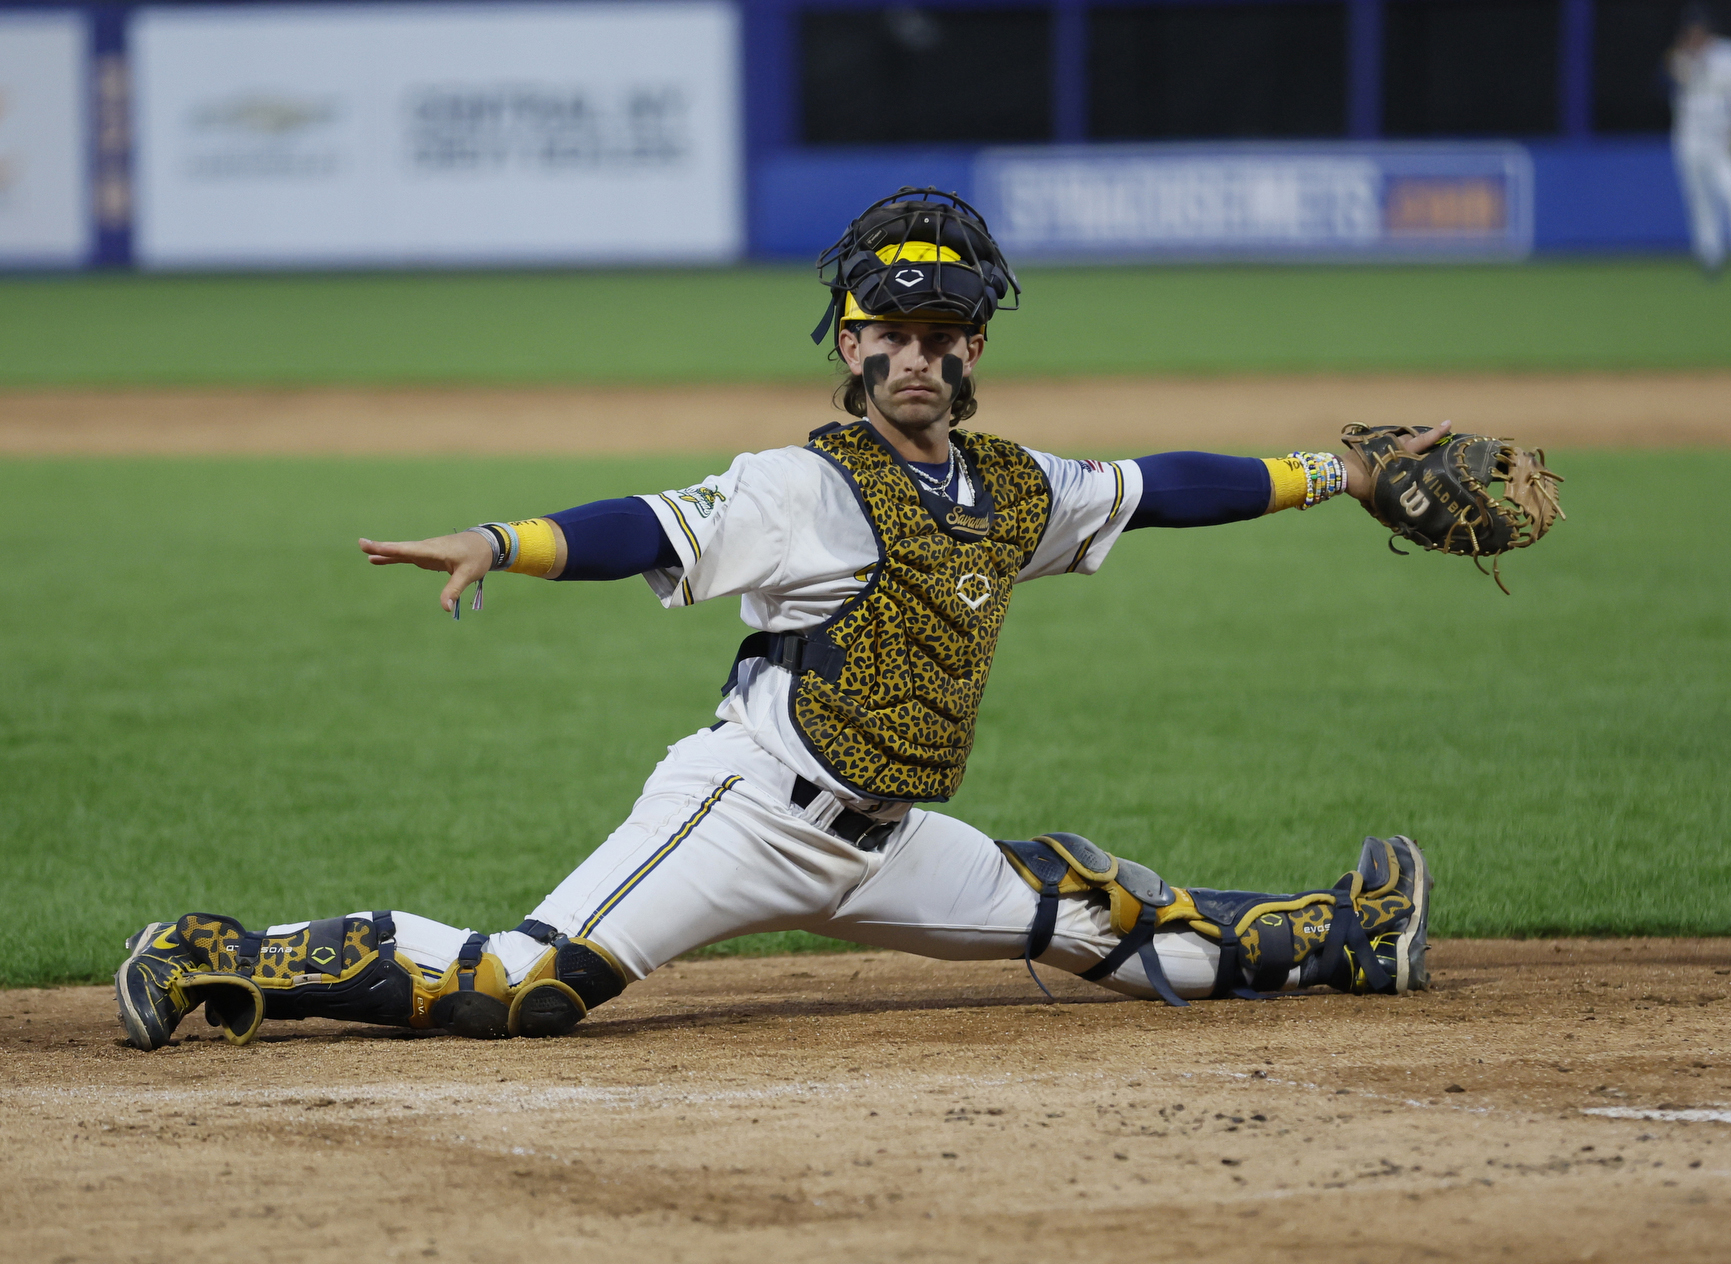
[1669,2,1731,271]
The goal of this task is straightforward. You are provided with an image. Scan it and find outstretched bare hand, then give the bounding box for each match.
[1343,421,1451,503]
[359,532,494,614]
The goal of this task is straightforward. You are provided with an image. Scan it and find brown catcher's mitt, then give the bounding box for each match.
[1341,424,1564,593]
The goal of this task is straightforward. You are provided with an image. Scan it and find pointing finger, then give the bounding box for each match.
[1405,420,1452,454]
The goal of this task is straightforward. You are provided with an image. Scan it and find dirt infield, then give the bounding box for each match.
[5,940,1729,1264]
[3,370,1730,456]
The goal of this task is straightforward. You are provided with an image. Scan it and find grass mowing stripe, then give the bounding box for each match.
[2,450,1726,987]
[2,260,1728,387]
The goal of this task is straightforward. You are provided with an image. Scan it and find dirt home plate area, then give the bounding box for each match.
[4,379,1729,1261]
[1,942,1728,1263]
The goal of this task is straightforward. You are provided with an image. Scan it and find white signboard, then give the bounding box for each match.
[0,12,89,266]
[976,144,1533,261]
[132,2,741,267]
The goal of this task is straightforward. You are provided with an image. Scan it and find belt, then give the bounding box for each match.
[792,775,895,852]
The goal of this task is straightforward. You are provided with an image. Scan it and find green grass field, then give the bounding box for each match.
[3,450,1726,987]
[3,259,1729,386]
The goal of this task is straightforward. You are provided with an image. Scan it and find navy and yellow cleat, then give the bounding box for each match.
[1306,833,1432,995]
[1383,835,1432,992]
[1165,833,1434,1000]
[115,922,194,1050]
[114,920,264,1050]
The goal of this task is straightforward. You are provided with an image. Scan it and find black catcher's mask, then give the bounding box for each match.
[810,187,1021,344]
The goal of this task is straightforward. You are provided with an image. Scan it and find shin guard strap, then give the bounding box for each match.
[1002,841,1068,1002]
[455,932,485,992]
[1249,917,1296,993]
[1210,923,1266,1001]
[1080,918,1188,1008]
[304,919,346,977]
[515,919,561,944]
[1023,888,1059,1001]
[1314,882,1394,995]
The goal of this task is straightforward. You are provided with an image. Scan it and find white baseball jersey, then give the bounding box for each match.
[1673,37,1731,147]
[636,442,1144,812]
[1671,39,1731,268]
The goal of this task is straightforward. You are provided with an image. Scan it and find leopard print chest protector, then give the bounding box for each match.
[790,422,1051,802]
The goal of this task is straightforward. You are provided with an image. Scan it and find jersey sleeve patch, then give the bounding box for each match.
[639,449,813,610]
[1017,451,1144,581]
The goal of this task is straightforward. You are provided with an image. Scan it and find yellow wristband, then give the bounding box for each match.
[1262,457,1308,513]
[506,517,560,577]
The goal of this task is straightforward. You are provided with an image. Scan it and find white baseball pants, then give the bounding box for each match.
[379,722,1234,1005]
[1676,138,1731,269]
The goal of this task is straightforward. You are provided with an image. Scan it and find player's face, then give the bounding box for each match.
[838,322,986,433]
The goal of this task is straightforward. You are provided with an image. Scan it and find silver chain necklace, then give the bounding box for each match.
[910,443,962,498]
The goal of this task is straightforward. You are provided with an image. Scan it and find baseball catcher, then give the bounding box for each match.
[115,187,1560,1050]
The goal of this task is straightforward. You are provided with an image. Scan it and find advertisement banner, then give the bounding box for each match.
[0,12,89,267]
[132,2,741,267]
[974,143,1533,261]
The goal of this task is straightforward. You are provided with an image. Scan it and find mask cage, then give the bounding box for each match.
[811,186,1021,344]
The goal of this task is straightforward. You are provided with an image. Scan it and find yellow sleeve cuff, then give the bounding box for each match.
[506,517,560,577]
[1263,457,1308,514]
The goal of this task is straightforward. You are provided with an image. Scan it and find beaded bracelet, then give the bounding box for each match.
[1287,452,1347,510]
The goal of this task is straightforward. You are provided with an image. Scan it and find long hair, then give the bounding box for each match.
[832,322,980,426]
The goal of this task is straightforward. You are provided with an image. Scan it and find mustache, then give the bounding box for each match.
[886,372,948,394]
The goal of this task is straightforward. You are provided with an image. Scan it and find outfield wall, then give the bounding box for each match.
[0,0,1696,269]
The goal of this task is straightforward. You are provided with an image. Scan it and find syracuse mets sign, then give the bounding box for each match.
[974,143,1533,261]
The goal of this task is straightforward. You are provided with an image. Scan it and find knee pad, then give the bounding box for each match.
[998,833,1188,1005]
[413,933,516,1039]
[421,923,631,1040]
[999,833,1174,941]
[505,922,627,1038]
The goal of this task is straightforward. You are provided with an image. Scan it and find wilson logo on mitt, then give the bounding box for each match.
[1342,423,1564,593]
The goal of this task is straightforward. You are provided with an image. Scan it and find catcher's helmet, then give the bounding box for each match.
[810,187,1020,344]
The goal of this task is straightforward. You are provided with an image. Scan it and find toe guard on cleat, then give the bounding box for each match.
[1386,835,1432,993]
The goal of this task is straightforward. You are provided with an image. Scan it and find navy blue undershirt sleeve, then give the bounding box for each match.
[1127,452,1272,530]
[546,497,680,580]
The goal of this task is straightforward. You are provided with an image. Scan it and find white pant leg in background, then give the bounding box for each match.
[1676,139,1731,268]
